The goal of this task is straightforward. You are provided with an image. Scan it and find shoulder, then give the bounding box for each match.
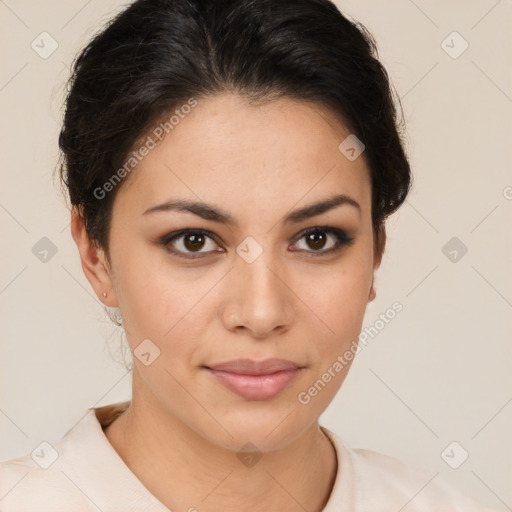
[351,446,487,510]
[0,407,112,511]
[0,450,93,511]
[0,402,147,512]
[322,427,496,512]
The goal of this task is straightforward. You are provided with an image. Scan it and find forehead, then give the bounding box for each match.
[114,93,371,221]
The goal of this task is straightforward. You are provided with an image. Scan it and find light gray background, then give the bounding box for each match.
[1,0,511,510]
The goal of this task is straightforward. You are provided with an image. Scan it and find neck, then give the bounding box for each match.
[104,392,337,512]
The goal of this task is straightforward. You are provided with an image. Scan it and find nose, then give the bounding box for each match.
[220,252,294,339]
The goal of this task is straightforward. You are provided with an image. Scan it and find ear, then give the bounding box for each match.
[368,225,386,303]
[70,207,119,307]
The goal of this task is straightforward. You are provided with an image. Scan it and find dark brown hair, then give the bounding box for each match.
[57,0,411,262]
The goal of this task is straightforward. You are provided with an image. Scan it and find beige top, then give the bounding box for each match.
[0,401,495,511]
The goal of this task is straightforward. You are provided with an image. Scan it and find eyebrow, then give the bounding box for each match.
[142,193,361,225]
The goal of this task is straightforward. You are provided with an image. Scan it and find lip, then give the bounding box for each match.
[204,358,304,400]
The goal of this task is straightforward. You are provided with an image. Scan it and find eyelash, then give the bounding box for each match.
[159,226,355,260]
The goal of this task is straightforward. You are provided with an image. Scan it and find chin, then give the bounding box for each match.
[194,402,314,453]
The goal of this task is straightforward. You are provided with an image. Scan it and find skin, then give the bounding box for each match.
[71,92,384,512]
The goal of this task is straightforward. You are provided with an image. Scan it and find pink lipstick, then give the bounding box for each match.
[205,358,303,400]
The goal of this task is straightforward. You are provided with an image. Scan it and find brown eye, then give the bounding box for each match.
[291,227,354,256]
[182,233,206,252]
[305,231,328,251]
[161,229,221,259]
[160,226,354,260]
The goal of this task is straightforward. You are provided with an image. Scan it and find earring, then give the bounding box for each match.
[102,292,107,297]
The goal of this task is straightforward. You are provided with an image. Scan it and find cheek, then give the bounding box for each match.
[113,251,215,367]
[299,250,374,358]
[304,254,372,322]
[110,246,179,341]
[292,258,372,413]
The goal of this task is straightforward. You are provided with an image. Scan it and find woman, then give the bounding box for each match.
[0,0,497,510]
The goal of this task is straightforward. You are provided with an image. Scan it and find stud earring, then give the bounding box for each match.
[102,292,107,297]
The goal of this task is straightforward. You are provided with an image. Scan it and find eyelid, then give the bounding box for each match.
[160,226,354,259]
[160,228,222,259]
[290,226,354,256]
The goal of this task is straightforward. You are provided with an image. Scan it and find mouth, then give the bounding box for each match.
[203,358,305,401]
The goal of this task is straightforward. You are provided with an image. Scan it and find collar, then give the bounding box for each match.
[65,401,352,510]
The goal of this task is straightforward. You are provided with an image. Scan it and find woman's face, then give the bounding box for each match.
[86,93,381,451]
